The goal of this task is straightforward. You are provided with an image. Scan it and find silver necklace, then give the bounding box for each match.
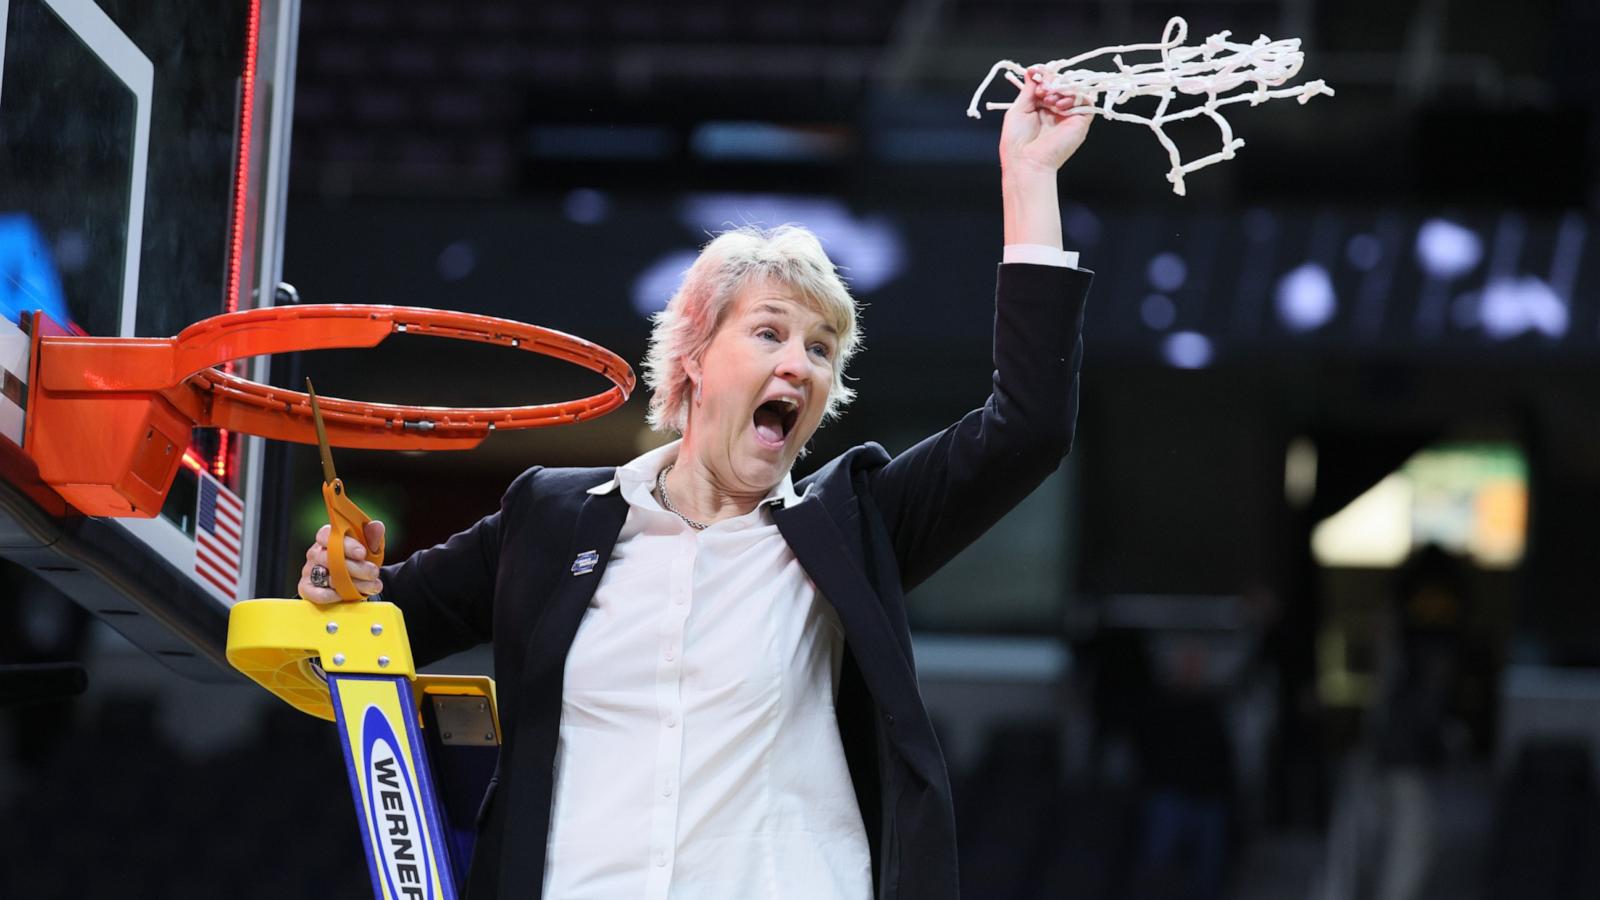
[656,463,709,530]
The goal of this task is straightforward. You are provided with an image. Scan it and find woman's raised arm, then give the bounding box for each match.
[999,66,1095,248]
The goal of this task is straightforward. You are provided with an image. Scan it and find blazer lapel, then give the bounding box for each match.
[501,488,630,897]
[774,496,936,773]
[522,488,630,688]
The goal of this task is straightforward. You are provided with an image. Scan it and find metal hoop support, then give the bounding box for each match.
[24,304,636,516]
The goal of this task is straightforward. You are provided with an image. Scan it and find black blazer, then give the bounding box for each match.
[382,262,1093,899]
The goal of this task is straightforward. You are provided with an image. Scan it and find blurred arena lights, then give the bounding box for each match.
[872,126,994,164]
[1147,251,1187,292]
[528,124,675,160]
[1415,217,1483,280]
[1062,203,1103,248]
[1141,294,1177,330]
[1161,331,1214,369]
[1312,474,1413,567]
[1283,436,1318,509]
[1317,444,1528,569]
[1473,275,1569,340]
[631,194,906,318]
[1345,233,1383,271]
[1242,207,1278,242]
[677,193,906,293]
[1275,262,1337,332]
[689,122,853,162]
[435,240,477,282]
[563,188,611,225]
[631,249,700,318]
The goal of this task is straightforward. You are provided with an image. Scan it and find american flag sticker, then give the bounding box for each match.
[195,471,244,600]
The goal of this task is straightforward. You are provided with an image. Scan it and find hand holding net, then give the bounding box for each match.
[968,17,1334,195]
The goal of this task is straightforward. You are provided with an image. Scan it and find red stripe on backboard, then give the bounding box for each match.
[198,533,240,569]
[194,559,236,597]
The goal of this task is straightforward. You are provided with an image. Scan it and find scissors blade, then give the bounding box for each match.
[305,378,338,484]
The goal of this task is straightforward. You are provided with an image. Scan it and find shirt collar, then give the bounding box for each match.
[585,439,804,509]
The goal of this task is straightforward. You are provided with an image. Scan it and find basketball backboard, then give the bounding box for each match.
[0,0,301,679]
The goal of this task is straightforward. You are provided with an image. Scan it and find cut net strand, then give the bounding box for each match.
[967,17,1334,195]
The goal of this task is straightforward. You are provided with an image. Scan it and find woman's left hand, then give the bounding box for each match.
[999,67,1095,177]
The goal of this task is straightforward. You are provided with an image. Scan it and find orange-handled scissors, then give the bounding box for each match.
[307,378,384,601]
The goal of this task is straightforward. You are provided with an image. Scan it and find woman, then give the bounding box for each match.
[301,71,1095,900]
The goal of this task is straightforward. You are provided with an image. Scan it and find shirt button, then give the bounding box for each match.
[665,714,677,728]
[655,851,668,867]
[664,647,676,661]
[663,781,674,797]
[674,595,686,606]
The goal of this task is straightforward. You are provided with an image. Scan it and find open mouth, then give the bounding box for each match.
[752,397,800,448]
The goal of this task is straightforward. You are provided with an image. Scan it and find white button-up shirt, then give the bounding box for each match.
[542,441,873,900]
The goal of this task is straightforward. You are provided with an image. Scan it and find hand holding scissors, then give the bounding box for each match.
[298,378,385,603]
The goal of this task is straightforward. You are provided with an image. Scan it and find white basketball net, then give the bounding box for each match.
[967,17,1334,195]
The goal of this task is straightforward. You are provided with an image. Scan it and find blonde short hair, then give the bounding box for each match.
[644,224,862,433]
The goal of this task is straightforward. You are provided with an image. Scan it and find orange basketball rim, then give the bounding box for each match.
[23,305,636,518]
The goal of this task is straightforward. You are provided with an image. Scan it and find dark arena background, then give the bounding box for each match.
[5,0,1600,897]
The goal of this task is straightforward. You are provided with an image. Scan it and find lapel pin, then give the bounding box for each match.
[571,550,599,576]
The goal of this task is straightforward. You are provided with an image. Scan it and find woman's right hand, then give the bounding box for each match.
[999,66,1095,178]
[299,520,386,604]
